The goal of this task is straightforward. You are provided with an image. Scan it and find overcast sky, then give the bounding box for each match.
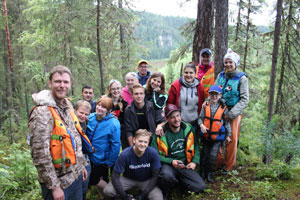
[133,0,277,26]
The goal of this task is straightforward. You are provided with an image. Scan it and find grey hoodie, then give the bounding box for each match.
[179,77,200,123]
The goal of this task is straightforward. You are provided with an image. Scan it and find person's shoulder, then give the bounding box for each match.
[147,146,159,155]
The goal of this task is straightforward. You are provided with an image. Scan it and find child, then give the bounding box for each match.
[198,85,231,182]
[74,100,92,200]
[145,72,168,110]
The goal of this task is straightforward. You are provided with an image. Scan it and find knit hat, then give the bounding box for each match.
[199,48,212,65]
[223,48,240,66]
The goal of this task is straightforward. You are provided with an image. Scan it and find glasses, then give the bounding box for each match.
[139,65,148,69]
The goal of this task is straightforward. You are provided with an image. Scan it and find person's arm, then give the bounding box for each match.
[111,170,127,198]
[28,106,61,190]
[223,107,231,137]
[124,108,134,146]
[152,92,168,109]
[135,169,160,199]
[107,120,121,167]
[227,76,249,120]
[166,84,177,105]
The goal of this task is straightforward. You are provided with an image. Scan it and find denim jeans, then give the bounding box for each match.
[41,174,83,200]
[82,161,91,199]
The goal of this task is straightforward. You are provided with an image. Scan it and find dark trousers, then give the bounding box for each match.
[41,174,83,200]
[200,140,222,177]
[158,164,206,195]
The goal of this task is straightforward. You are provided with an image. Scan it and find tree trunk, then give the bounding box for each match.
[265,0,283,165]
[234,0,243,41]
[24,77,29,118]
[275,0,292,114]
[119,0,126,70]
[3,0,16,97]
[214,0,228,78]
[0,95,2,130]
[97,0,105,95]
[192,0,214,63]
[243,0,251,72]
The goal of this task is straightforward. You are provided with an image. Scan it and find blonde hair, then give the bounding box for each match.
[75,100,91,112]
[131,83,144,95]
[135,129,152,138]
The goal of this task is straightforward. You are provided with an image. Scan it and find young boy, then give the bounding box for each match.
[74,100,92,200]
[198,85,231,182]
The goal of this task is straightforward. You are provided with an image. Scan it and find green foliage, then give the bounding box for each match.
[0,143,40,199]
[255,161,293,181]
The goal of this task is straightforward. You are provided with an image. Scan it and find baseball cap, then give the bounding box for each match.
[137,60,149,66]
[165,104,179,117]
[208,85,222,94]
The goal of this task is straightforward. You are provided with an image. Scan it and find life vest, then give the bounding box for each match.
[217,71,246,108]
[196,64,215,99]
[28,105,94,170]
[199,102,227,141]
[157,122,195,163]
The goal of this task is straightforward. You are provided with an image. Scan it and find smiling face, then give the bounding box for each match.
[201,53,210,66]
[224,58,236,73]
[133,135,150,155]
[132,87,145,106]
[96,103,108,117]
[48,72,71,103]
[110,82,121,98]
[75,106,90,123]
[126,75,137,89]
[167,111,181,131]
[137,62,149,77]
[209,92,222,105]
[150,76,162,90]
[183,67,196,83]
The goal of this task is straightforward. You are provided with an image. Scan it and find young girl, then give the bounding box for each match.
[145,72,168,110]
[106,79,128,149]
[215,48,249,173]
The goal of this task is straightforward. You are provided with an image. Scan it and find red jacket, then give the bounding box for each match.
[167,78,205,115]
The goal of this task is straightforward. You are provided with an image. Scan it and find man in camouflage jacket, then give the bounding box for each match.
[28,65,87,200]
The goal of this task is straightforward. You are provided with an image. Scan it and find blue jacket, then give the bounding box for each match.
[137,71,151,86]
[217,71,246,108]
[86,113,121,167]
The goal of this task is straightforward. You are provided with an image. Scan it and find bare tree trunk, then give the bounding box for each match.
[265,0,283,165]
[214,0,228,78]
[3,0,16,97]
[275,0,292,114]
[119,0,126,70]
[234,0,243,41]
[243,0,251,72]
[97,0,105,95]
[267,0,283,122]
[192,0,214,63]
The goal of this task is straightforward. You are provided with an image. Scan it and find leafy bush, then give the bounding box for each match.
[0,143,41,199]
[255,161,293,181]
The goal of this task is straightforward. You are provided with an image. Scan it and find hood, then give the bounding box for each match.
[225,69,241,79]
[179,77,200,88]
[32,90,56,107]
[89,112,115,121]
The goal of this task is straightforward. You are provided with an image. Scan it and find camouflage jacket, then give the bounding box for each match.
[28,90,87,190]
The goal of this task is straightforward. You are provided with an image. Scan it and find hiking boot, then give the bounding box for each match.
[207,172,214,182]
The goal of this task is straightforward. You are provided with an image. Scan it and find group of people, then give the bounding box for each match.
[28,48,249,200]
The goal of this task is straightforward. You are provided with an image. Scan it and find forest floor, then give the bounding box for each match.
[85,162,300,200]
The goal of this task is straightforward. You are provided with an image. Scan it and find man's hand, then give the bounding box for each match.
[155,124,164,136]
[82,168,88,181]
[172,160,185,169]
[186,162,196,170]
[200,124,208,133]
[52,185,64,200]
